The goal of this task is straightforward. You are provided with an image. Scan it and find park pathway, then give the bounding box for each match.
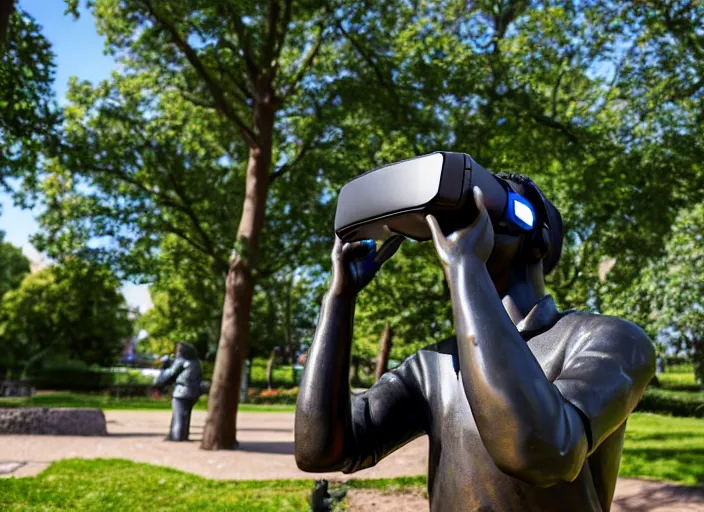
[1,410,703,511]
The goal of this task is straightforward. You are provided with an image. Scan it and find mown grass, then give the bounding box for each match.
[0,459,424,512]
[658,368,701,391]
[0,393,295,413]
[0,459,312,511]
[620,412,704,485]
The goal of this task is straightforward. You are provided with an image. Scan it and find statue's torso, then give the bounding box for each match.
[172,358,202,400]
[416,312,624,512]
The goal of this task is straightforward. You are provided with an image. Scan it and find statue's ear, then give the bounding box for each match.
[526,223,550,264]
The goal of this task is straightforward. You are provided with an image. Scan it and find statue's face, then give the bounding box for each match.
[486,233,524,296]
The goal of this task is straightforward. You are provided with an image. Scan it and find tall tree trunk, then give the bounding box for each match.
[375,322,393,382]
[201,98,275,450]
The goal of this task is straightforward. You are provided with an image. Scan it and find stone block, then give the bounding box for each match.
[0,408,107,436]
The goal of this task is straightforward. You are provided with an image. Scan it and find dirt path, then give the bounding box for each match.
[0,410,702,511]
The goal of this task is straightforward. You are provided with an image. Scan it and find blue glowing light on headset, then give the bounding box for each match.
[504,190,536,232]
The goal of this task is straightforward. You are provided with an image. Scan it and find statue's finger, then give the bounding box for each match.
[426,214,446,249]
[374,235,405,266]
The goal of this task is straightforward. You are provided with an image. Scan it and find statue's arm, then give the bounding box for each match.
[155,358,184,387]
[294,291,425,473]
[446,259,655,487]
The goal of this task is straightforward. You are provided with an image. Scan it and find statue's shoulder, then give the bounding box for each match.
[557,310,655,359]
[421,336,458,355]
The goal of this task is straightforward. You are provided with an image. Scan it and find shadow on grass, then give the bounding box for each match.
[621,447,704,485]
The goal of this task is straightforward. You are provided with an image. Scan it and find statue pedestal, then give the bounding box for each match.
[0,407,107,436]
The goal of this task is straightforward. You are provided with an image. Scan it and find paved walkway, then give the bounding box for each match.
[0,410,703,510]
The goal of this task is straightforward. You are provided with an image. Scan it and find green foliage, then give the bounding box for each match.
[637,388,704,419]
[13,0,704,373]
[249,357,295,388]
[0,4,58,189]
[658,366,699,391]
[354,241,452,362]
[0,231,30,299]
[0,259,133,367]
[608,202,704,382]
[21,361,154,392]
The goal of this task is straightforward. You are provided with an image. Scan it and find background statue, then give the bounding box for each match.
[295,170,655,511]
[155,342,203,442]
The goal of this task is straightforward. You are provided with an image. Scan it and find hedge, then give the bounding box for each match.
[247,387,299,405]
[23,365,154,392]
[636,387,704,418]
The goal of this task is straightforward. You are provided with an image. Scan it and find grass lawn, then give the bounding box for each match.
[0,459,313,511]
[0,393,295,413]
[0,459,423,512]
[658,364,700,391]
[620,412,704,485]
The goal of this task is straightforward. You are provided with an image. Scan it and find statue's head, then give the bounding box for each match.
[485,173,563,297]
[176,342,199,360]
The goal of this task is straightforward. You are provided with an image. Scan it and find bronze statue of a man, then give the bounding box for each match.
[156,342,203,442]
[295,174,655,511]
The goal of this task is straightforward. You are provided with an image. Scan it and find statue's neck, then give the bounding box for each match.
[501,264,545,327]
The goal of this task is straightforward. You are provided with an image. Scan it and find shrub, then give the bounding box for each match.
[25,366,114,392]
[636,387,704,418]
[247,387,299,405]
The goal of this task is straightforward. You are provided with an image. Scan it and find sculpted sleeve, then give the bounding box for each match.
[343,354,427,473]
[553,315,656,454]
[155,358,184,387]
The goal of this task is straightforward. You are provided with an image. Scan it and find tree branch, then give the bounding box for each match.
[274,0,293,62]
[283,24,325,100]
[143,0,258,148]
[336,21,421,154]
[226,10,260,81]
[530,112,579,145]
[262,0,282,71]
[256,234,309,279]
[162,163,223,267]
[269,136,317,183]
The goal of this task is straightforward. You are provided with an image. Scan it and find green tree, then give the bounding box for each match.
[32,0,426,450]
[0,259,133,368]
[0,2,58,189]
[23,0,704,450]
[0,231,30,299]
[608,202,704,384]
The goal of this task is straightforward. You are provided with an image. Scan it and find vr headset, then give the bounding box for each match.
[334,151,538,243]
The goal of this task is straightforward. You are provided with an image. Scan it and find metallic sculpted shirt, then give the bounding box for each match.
[336,296,654,512]
[155,344,203,401]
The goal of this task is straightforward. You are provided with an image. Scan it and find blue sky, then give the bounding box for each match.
[0,1,152,312]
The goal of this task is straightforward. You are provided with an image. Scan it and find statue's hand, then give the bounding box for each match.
[426,187,494,269]
[330,234,405,296]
